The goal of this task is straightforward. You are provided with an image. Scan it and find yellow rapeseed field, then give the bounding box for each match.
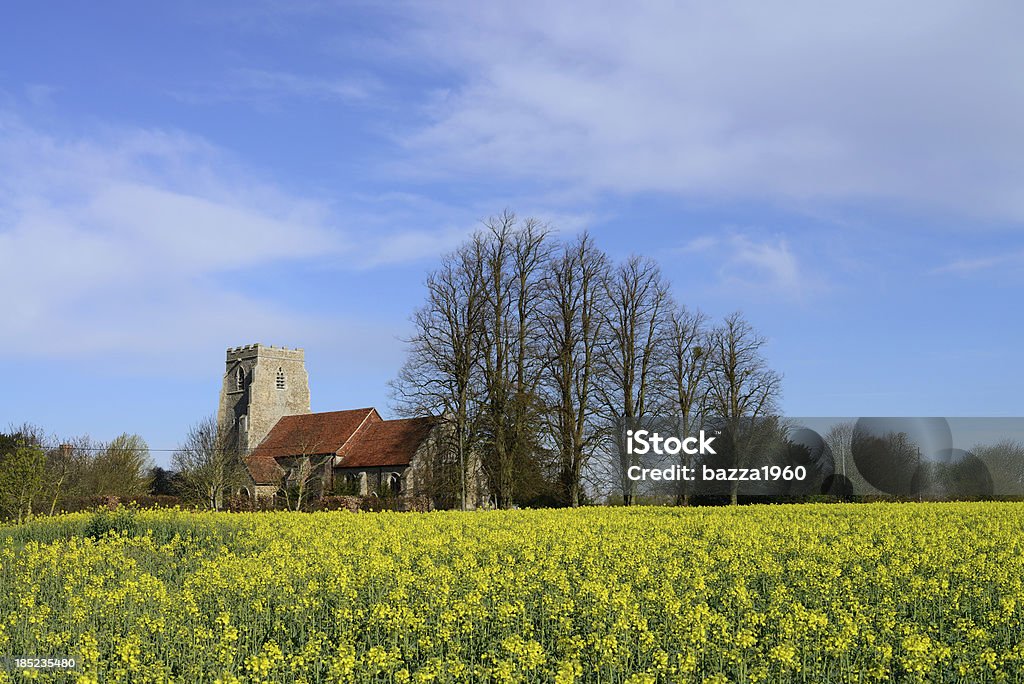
[1,503,1023,683]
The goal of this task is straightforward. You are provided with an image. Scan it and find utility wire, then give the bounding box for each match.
[24,444,346,455]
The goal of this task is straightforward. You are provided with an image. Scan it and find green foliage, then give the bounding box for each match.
[84,506,140,539]
[331,475,360,496]
[0,437,47,522]
[79,433,153,497]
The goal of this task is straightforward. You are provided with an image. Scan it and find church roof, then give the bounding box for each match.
[245,408,437,484]
[246,408,378,484]
[336,416,437,469]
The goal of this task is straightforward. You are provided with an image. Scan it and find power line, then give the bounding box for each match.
[26,443,343,455]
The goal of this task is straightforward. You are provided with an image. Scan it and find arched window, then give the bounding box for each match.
[276,367,286,390]
[235,366,245,390]
[386,472,402,495]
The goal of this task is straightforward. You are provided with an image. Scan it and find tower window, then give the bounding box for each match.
[235,366,244,390]
[276,367,286,390]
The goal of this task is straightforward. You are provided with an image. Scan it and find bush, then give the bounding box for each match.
[225,495,277,512]
[43,495,181,515]
[316,496,361,512]
[401,495,433,512]
[84,506,139,539]
[314,495,433,513]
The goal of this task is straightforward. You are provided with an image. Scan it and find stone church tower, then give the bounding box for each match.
[217,344,311,454]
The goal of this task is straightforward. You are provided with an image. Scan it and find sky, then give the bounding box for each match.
[1,2,1022,466]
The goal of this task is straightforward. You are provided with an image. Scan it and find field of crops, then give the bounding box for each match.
[1,503,1023,683]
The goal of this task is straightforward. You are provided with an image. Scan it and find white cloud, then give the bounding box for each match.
[0,117,349,359]
[724,235,803,296]
[395,1,1024,222]
[359,225,471,269]
[674,232,819,300]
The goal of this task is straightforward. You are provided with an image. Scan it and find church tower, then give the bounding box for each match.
[217,344,311,454]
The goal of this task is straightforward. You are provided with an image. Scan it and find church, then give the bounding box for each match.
[216,343,483,508]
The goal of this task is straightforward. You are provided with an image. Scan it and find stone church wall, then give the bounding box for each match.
[217,344,311,454]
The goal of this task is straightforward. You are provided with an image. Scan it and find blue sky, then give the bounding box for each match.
[2,2,1022,465]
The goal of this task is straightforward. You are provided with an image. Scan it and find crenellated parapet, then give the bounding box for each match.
[217,343,312,461]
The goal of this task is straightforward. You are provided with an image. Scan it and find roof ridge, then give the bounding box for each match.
[376,415,436,424]
[304,407,377,415]
[334,408,382,457]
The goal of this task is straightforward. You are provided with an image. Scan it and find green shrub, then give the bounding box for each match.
[84,506,139,539]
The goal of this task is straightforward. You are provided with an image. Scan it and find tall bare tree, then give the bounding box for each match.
[599,255,673,505]
[391,214,787,509]
[392,238,487,510]
[664,306,711,504]
[705,312,782,504]
[172,416,248,510]
[540,233,611,507]
[477,211,553,507]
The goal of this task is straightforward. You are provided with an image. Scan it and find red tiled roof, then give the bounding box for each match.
[246,408,378,484]
[337,416,438,469]
[246,452,286,485]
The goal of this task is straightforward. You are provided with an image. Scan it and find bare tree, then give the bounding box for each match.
[477,211,554,507]
[705,312,782,504]
[850,428,922,497]
[539,233,611,507]
[391,237,488,510]
[281,456,326,510]
[279,434,330,511]
[598,255,673,505]
[824,421,854,481]
[974,439,1024,497]
[824,421,880,496]
[46,441,82,515]
[172,417,248,510]
[664,306,711,504]
[391,214,789,509]
[84,434,153,497]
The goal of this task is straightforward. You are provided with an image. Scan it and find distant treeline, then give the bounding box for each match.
[0,424,158,523]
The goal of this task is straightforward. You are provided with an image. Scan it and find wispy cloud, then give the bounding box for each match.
[0,116,349,358]
[931,249,1024,275]
[173,67,380,105]
[674,232,821,301]
[677,236,719,254]
[359,225,472,269]
[726,235,802,295]
[392,2,1024,223]
[0,113,586,363]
